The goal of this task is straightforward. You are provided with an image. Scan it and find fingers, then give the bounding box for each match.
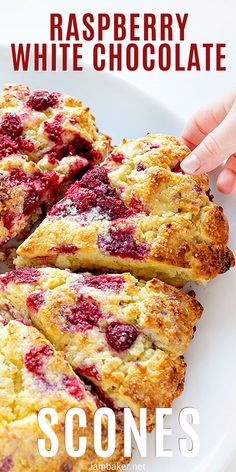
[180,88,236,194]
[217,154,236,194]
[181,88,236,150]
[182,106,222,151]
[180,109,236,174]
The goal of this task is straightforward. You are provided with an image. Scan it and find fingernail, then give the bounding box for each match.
[180,154,201,174]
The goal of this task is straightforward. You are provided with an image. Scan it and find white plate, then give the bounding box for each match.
[0,46,236,472]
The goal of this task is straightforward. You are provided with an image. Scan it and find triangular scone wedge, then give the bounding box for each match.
[16,134,234,285]
[0,267,203,431]
[0,319,128,471]
[0,84,112,248]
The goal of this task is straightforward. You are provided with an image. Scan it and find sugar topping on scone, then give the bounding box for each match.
[16,134,234,285]
[0,84,112,249]
[0,319,128,471]
[0,84,111,164]
[0,267,203,430]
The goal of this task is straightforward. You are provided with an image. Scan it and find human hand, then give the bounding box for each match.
[180,88,236,194]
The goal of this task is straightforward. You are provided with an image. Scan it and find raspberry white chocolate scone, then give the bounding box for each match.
[0,83,111,248]
[0,267,203,430]
[16,134,235,285]
[0,84,111,165]
[0,319,128,471]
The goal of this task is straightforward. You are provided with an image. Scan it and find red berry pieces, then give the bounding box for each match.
[79,165,108,189]
[23,188,41,215]
[47,151,59,165]
[2,212,15,231]
[136,162,146,171]
[147,143,160,149]
[7,168,28,185]
[25,344,53,379]
[194,184,202,195]
[51,245,78,254]
[106,322,138,352]
[44,121,63,144]
[49,188,95,217]
[2,167,59,217]
[26,90,59,111]
[83,147,103,163]
[92,385,116,410]
[0,133,19,158]
[62,136,92,159]
[60,462,73,472]
[0,456,13,472]
[1,268,40,285]
[62,375,85,400]
[98,225,148,260]
[80,167,133,220]
[26,291,45,312]
[129,194,145,213]
[76,365,102,382]
[0,113,23,138]
[206,188,214,201]
[48,174,92,215]
[110,153,125,164]
[0,319,9,326]
[22,171,59,216]
[61,295,103,332]
[18,137,35,153]
[64,187,94,211]
[69,117,78,125]
[69,136,91,151]
[99,196,132,220]
[49,166,133,221]
[172,161,185,174]
[82,274,124,292]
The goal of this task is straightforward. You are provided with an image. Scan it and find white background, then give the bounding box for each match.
[0,1,236,471]
[0,0,236,122]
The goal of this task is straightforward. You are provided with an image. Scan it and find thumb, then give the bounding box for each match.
[181,111,236,174]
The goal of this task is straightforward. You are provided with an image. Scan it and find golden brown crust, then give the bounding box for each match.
[0,84,112,248]
[0,320,128,471]
[122,355,186,428]
[16,134,234,285]
[0,268,203,431]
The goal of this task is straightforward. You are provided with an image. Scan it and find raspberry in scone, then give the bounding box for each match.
[16,134,235,285]
[0,84,111,165]
[0,319,128,472]
[0,153,89,249]
[0,267,203,430]
[0,83,112,249]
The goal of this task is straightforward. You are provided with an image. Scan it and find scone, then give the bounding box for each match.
[0,84,111,164]
[16,134,234,285]
[0,319,128,471]
[0,267,203,430]
[0,84,112,248]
